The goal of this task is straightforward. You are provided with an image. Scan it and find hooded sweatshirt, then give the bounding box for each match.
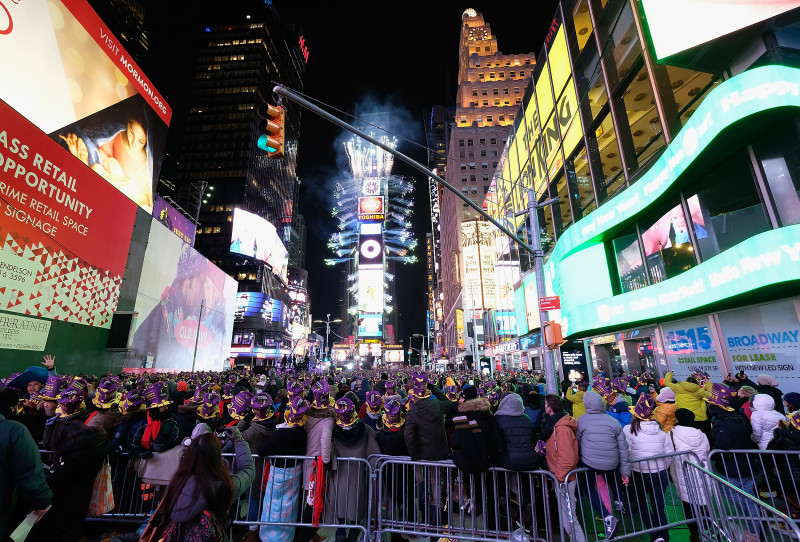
[751,393,786,449]
[667,424,711,504]
[576,391,631,476]
[495,393,539,471]
[545,415,579,482]
[663,372,710,421]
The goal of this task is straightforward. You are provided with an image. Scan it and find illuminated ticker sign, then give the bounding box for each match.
[298,35,309,62]
[359,196,385,221]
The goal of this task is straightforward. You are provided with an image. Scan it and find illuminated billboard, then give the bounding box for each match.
[357,265,384,313]
[359,234,383,265]
[230,208,288,282]
[153,195,196,246]
[0,0,171,214]
[129,220,237,371]
[234,292,287,330]
[456,309,465,349]
[358,313,383,338]
[0,99,138,328]
[461,221,498,310]
[641,0,800,61]
[358,196,385,221]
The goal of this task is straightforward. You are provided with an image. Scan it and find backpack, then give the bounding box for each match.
[450,415,492,473]
[161,510,226,542]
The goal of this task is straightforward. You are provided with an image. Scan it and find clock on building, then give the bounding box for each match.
[469,26,488,40]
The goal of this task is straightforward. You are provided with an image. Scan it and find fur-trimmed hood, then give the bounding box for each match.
[458,397,491,413]
[309,407,336,419]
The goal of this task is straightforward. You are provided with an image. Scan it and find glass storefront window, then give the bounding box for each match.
[638,200,697,285]
[566,145,597,218]
[661,315,721,381]
[753,118,800,226]
[613,228,645,293]
[687,150,771,260]
[665,65,719,129]
[623,65,666,169]
[595,112,625,202]
[571,0,594,53]
[551,174,573,237]
[608,3,643,88]
[575,40,608,122]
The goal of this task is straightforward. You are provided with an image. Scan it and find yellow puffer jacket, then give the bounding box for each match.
[566,388,586,419]
[654,402,678,432]
[664,372,710,421]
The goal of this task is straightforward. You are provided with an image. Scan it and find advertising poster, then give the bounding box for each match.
[719,299,800,390]
[0,313,51,351]
[357,265,384,313]
[129,221,237,371]
[153,195,196,246]
[661,315,723,381]
[0,99,137,327]
[358,313,383,338]
[0,0,171,214]
[230,208,288,282]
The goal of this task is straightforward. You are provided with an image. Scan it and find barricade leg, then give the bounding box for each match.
[631,470,671,541]
[560,479,586,542]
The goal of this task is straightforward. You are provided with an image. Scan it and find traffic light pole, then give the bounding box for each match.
[272,85,536,257]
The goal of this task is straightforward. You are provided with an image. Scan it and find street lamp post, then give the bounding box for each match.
[411,333,428,369]
[313,313,342,364]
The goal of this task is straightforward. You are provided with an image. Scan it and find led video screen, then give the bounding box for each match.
[230,208,288,282]
[358,313,383,338]
[153,195,196,246]
[359,234,383,265]
[0,99,138,328]
[0,0,171,214]
[357,265,384,313]
[358,196,385,221]
[129,221,237,371]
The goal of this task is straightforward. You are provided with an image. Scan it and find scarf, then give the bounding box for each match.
[141,412,162,450]
[84,411,99,425]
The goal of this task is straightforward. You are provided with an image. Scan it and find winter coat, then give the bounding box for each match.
[258,425,308,457]
[168,438,255,526]
[606,394,632,427]
[84,408,121,437]
[766,425,800,481]
[175,404,200,439]
[566,388,586,419]
[741,401,754,420]
[376,427,409,456]
[26,429,110,542]
[524,405,542,432]
[110,412,147,453]
[666,425,711,504]
[303,408,335,490]
[709,407,757,478]
[623,420,671,473]
[545,415,580,483]
[238,417,278,454]
[456,397,502,463]
[405,393,450,460]
[756,385,786,415]
[362,410,380,431]
[495,393,539,471]
[664,372,710,421]
[750,394,787,449]
[0,415,52,539]
[576,391,631,476]
[654,402,678,433]
[132,413,179,453]
[324,421,380,523]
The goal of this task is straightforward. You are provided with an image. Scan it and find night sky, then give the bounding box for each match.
[146,0,560,343]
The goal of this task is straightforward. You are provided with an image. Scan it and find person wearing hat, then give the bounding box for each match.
[566,381,588,420]
[85,377,122,436]
[706,382,760,538]
[654,387,678,433]
[110,389,148,454]
[783,391,800,415]
[666,408,710,542]
[196,391,224,432]
[324,397,379,542]
[756,373,786,414]
[33,375,68,449]
[576,390,631,540]
[404,371,452,465]
[257,396,309,542]
[176,382,210,439]
[7,365,50,415]
[359,390,383,430]
[495,392,540,471]
[764,411,800,520]
[736,386,757,420]
[623,394,671,542]
[225,390,253,427]
[132,381,179,457]
[663,371,711,435]
[605,376,633,427]
[375,396,415,525]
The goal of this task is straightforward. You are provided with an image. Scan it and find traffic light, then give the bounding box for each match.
[257,103,284,158]
[543,320,563,350]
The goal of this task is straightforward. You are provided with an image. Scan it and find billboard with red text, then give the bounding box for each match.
[0,98,137,327]
[0,0,171,214]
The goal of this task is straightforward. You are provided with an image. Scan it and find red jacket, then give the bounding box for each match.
[545,415,580,483]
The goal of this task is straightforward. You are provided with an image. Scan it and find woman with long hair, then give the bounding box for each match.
[149,425,255,539]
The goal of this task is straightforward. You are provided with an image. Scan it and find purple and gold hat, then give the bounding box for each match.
[119,389,146,414]
[384,381,396,396]
[366,390,383,414]
[229,391,253,420]
[382,398,405,429]
[251,392,274,421]
[221,383,235,401]
[476,387,486,398]
[630,393,656,420]
[487,389,500,406]
[56,386,86,418]
[135,376,148,390]
[285,396,309,427]
[788,411,800,431]
[287,381,303,399]
[334,397,358,428]
[35,375,68,402]
[410,372,430,399]
[197,392,222,420]
[3,372,22,387]
[311,381,333,409]
[144,381,173,409]
[592,377,613,397]
[445,385,459,401]
[191,383,211,404]
[92,378,121,409]
[704,383,736,411]
[611,376,630,394]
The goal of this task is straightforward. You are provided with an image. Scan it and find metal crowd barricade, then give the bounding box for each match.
[232,454,374,540]
[563,451,700,541]
[708,448,800,525]
[683,460,800,541]
[376,456,563,542]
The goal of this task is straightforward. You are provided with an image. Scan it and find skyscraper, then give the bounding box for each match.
[438,8,537,366]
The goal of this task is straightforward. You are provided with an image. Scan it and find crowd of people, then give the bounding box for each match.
[1,357,799,542]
